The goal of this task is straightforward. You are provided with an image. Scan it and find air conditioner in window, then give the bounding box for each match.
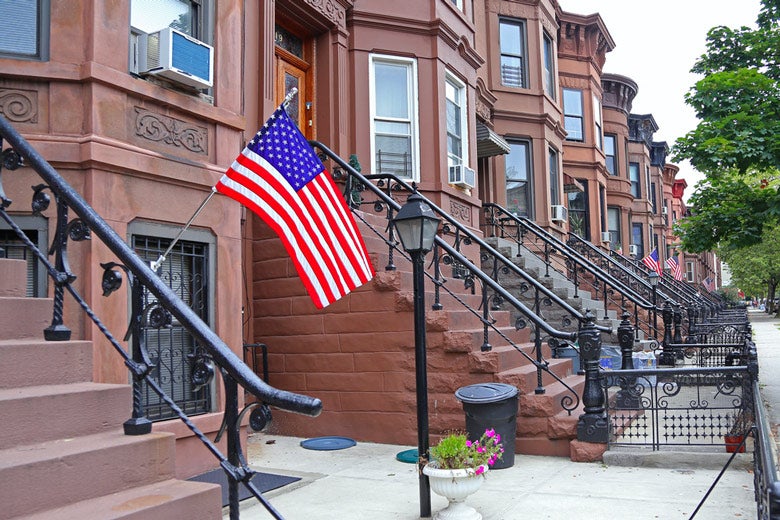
[448,164,476,189]
[662,206,668,215]
[629,244,639,256]
[139,27,213,89]
[551,204,568,223]
[601,231,611,243]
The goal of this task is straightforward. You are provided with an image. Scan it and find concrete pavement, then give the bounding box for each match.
[230,309,780,519]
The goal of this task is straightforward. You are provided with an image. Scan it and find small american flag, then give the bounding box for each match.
[641,248,663,276]
[215,105,374,308]
[665,255,683,281]
[703,276,715,292]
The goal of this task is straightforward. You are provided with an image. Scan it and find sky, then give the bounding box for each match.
[564,0,763,198]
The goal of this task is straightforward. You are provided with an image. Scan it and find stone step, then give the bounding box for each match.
[0,382,131,450]
[11,478,222,520]
[0,259,27,297]
[0,296,53,340]
[0,430,179,518]
[0,339,93,389]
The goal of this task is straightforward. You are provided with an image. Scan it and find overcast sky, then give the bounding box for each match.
[564,0,763,197]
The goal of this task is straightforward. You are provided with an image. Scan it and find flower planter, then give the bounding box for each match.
[423,464,487,520]
[724,434,746,453]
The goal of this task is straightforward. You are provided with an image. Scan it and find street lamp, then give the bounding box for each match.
[648,271,659,340]
[392,191,441,518]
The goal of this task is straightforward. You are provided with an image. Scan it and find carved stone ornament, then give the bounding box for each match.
[0,89,38,123]
[134,107,207,154]
[303,0,345,27]
[449,200,472,225]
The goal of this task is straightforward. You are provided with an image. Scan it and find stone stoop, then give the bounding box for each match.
[0,258,222,519]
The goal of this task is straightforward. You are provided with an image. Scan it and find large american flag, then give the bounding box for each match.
[665,255,683,281]
[215,105,374,308]
[641,248,663,276]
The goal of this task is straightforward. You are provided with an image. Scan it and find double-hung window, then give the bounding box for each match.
[370,54,419,180]
[548,147,560,206]
[593,94,603,149]
[543,31,556,99]
[629,162,641,198]
[563,88,584,141]
[607,207,621,248]
[505,140,532,217]
[499,18,527,88]
[446,73,468,168]
[0,0,49,60]
[604,134,617,175]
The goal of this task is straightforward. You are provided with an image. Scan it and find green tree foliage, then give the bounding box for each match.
[718,226,780,301]
[672,0,780,252]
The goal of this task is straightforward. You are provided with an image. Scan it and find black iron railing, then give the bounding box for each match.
[483,205,663,342]
[312,140,599,411]
[0,115,322,520]
[753,379,780,518]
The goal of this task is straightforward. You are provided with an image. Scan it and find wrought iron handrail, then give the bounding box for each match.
[482,205,671,341]
[753,379,780,518]
[311,140,592,411]
[0,115,321,519]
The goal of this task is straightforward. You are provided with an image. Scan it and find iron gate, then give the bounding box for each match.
[133,234,211,420]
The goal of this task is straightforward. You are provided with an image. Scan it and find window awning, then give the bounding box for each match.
[563,174,585,193]
[476,122,511,158]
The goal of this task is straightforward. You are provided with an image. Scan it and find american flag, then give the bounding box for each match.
[641,248,663,276]
[215,105,374,309]
[703,276,715,292]
[665,255,683,281]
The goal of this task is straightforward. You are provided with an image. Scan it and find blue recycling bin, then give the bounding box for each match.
[454,383,518,469]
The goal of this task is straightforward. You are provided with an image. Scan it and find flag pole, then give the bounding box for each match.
[151,188,217,272]
[151,88,300,272]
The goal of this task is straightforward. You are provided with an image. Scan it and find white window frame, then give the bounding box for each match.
[604,134,617,175]
[686,261,695,282]
[369,54,420,181]
[563,88,584,141]
[548,146,560,206]
[445,72,469,168]
[593,93,603,149]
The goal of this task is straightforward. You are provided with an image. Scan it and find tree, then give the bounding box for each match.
[672,0,780,251]
[718,225,780,304]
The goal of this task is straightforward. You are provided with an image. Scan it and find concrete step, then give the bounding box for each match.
[0,259,27,297]
[0,296,53,339]
[0,339,93,389]
[0,382,131,449]
[0,430,178,519]
[11,478,222,520]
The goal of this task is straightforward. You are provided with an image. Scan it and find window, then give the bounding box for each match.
[505,140,532,217]
[0,0,49,60]
[449,0,463,10]
[549,147,560,206]
[593,94,603,149]
[651,182,658,213]
[543,31,556,99]
[645,165,652,201]
[130,0,213,74]
[0,215,48,297]
[446,73,468,168]
[604,134,617,175]
[563,88,584,141]
[631,223,643,258]
[568,181,589,239]
[685,261,695,282]
[370,54,419,180]
[607,207,621,248]
[499,18,527,88]
[629,162,641,198]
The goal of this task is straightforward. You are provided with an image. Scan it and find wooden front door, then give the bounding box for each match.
[274,24,313,139]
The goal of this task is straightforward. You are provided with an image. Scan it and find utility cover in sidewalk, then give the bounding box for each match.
[300,436,356,450]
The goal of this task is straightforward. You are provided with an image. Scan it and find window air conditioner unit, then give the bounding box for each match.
[629,244,639,256]
[601,231,611,243]
[662,206,668,215]
[448,164,476,189]
[551,204,568,223]
[140,27,213,89]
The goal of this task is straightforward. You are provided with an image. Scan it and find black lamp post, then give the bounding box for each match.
[391,191,440,518]
[648,271,659,340]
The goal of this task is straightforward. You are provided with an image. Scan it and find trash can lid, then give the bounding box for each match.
[455,383,518,404]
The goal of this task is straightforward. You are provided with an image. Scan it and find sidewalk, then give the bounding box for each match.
[230,311,780,519]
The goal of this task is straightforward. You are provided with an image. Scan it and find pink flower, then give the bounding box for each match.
[466,440,472,448]
[475,465,485,475]
[485,428,496,438]
[477,446,485,453]
[495,434,501,443]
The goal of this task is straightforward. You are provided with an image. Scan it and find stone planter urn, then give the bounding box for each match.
[422,464,487,520]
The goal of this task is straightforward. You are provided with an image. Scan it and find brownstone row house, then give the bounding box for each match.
[0,0,720,495]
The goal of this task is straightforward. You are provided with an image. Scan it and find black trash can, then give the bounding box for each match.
[454,383,518,469]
